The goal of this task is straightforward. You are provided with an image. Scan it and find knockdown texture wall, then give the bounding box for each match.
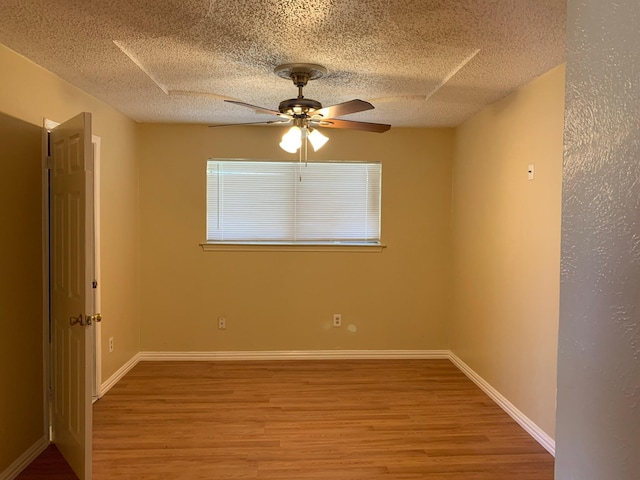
[138,126,453,352]
[451,65,565,440]
[555,1,640,478]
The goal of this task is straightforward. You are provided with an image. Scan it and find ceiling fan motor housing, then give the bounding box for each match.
[278,97,322,117]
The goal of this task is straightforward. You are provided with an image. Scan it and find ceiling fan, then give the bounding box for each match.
[212,63,391,153]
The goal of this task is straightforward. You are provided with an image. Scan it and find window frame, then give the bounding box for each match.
[201,159,386,252]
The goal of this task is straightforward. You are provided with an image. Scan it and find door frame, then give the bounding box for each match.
[42,119,102,442]
[41,119,51,441]
[91,136,102,400]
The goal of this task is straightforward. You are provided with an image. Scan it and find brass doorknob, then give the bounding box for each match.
[86,313,102,325]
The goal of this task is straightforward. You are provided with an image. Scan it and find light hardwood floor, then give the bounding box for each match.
[89,359,553,479]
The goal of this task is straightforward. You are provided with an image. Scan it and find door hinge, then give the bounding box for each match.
[46,156,53,169]
[92,280,98,288]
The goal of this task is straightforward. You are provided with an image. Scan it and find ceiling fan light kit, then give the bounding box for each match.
[279,125,328,154]
[218,63,391,157]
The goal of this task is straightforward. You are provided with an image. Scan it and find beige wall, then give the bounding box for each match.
[451,65,565,438]
[0,112,44,471]
[138,125,453,351]
[0,44,140,472]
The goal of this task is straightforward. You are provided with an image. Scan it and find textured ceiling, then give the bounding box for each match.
[0,0,566,127]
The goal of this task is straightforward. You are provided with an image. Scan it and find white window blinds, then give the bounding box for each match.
[206,160,381,244]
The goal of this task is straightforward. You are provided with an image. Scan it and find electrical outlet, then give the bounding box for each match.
[218,317,226,330]
[108,337,114,353]
[333,314,342,327]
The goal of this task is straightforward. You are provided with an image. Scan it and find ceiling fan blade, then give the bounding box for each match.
[209,119,291,128]
[315,118,391,133]
[313,99,374,119]
[224,99,285,117]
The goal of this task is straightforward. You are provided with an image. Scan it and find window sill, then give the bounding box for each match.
[199,242,387,253]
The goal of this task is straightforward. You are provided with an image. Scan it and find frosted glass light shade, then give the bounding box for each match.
[279,126,302,153]
[308,128,329,151]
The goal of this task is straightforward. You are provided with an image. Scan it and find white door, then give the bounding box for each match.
[50,112,94,480]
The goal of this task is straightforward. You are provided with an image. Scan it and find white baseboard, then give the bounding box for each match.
[449,352,555,456]
[138,349,450,361]
[99,352,141,397]
[0,436,49,480]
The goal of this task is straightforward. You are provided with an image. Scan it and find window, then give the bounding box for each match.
[206,159,381,246]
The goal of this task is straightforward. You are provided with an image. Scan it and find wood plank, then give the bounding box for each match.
[91,360,553,479]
